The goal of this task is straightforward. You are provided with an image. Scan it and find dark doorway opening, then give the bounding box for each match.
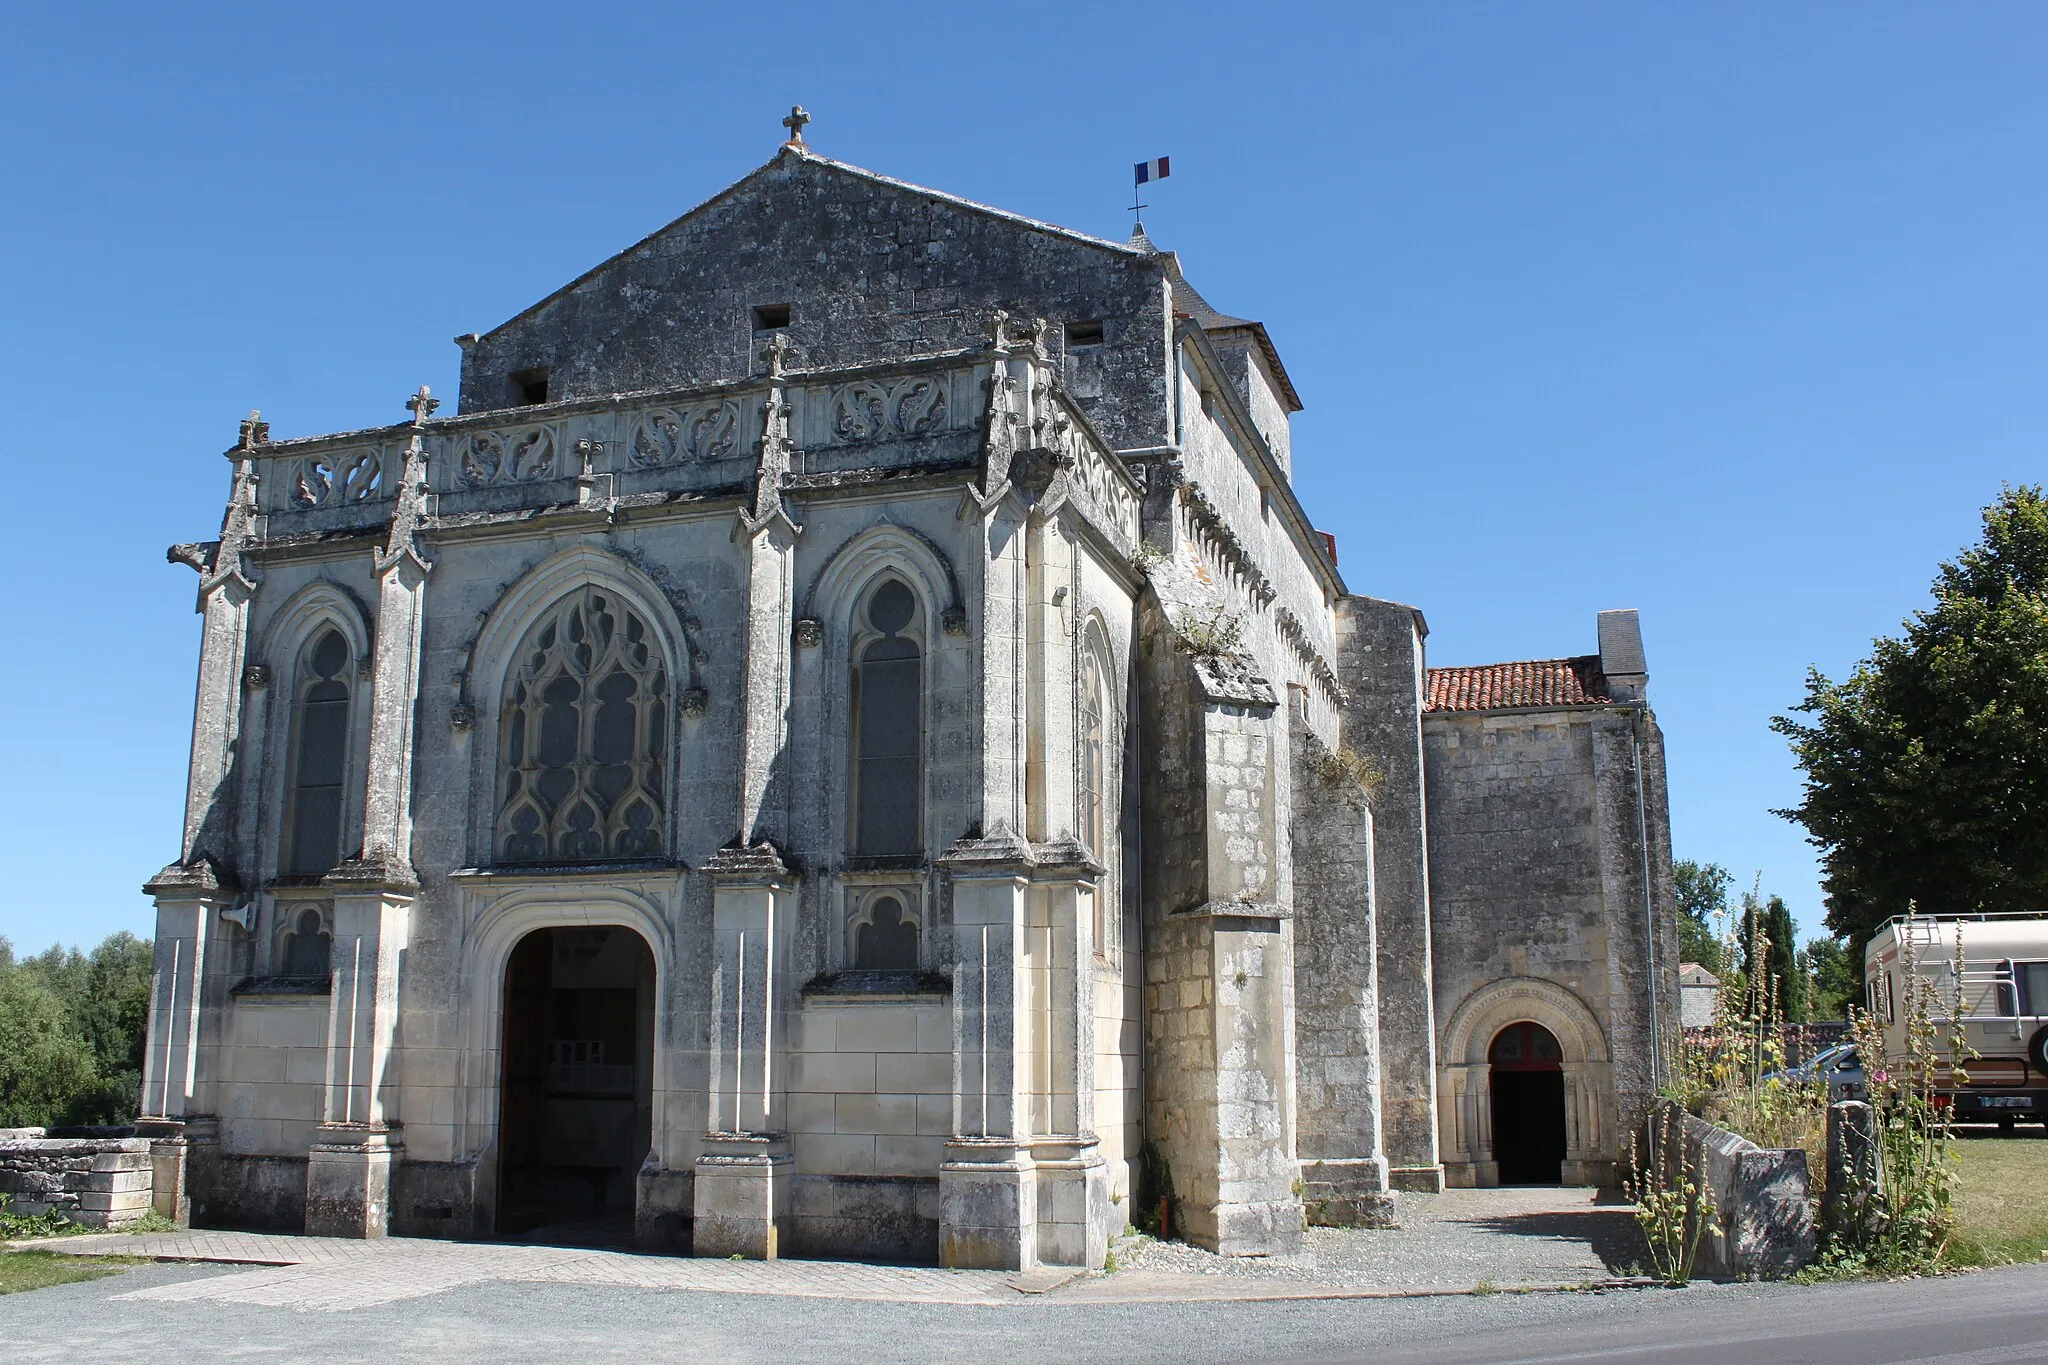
[1490,1020,1566,1185]
[497,926,655,1243]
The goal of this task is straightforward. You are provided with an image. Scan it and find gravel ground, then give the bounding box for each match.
[1115,1187,1641,1289]
[10,1257,2048,1365]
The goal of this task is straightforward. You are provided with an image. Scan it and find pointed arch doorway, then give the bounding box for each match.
[1489,1021,1567,1185]
[497,926,656,1240]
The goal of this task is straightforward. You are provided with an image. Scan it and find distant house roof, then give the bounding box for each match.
[1425,656,1617,714]
[1679,963,1720,985]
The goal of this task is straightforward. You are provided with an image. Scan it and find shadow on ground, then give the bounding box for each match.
[1451,1207,1644,1274]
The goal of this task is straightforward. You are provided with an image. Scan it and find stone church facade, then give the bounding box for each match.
[140,130,1679,1267]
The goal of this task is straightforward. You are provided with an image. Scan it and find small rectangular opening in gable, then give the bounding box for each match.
[752,303,791,332]
[511,367,550,406]
[1066,320,1105,349]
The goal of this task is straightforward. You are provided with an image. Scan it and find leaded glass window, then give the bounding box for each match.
[284,629,352,875]
[851,580,922,856]
[498,587,668,862]
[1080,647,1107,857]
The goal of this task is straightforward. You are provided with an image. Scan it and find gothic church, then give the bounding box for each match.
[142,122,1680,1267]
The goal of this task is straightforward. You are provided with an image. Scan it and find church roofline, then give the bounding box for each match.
[472,146,1151,344]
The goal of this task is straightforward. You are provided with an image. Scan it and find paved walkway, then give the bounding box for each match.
[17,1187,1644,1312]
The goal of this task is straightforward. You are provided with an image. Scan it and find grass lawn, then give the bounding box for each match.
[0,1250,138,1295]
[1949,1133,2048,1267]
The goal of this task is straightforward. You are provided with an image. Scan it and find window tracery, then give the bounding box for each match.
[279,906,332,977]
[1080,645,1108,858]
[498,586,668,862]
[850,578,922,857]
[283,629,352,876]
[850,893,920,970]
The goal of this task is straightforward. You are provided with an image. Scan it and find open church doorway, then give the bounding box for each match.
[497,926,655,1242]
[1489,1020,1566,1185]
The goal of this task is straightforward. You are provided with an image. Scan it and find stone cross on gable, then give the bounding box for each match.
[406,385,440,425]
[782,105,810,148]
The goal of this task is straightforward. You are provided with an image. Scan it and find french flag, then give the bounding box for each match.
[1134,156,1170,185]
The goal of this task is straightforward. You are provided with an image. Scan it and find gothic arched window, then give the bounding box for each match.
[1079,645,1108,857]
[281,907,332,977]
[851,579,922,856]
[498,586,668,863]
[284,629,352,876]
[852,894,919,970]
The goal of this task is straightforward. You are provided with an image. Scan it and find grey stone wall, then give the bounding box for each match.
[1289,724,1394,1224]
[0,1137,153,1229]
[1332,596,1440,1186]
[1675,1108,1815,1279]
[1423,701,1680,1178]
[459,150,1173,454]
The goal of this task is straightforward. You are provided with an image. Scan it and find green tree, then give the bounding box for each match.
[1776,485,2048,955]
[0,931,155,1127]
[1735,893,1803,1022]
[0,969,100,1128]
[1799,936,1859,1021]
[1673,859,1732,975]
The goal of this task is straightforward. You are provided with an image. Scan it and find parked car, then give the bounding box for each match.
[1764,1042,1866,1102]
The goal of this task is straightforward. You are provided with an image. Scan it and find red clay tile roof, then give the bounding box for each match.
[1425,656,1615,713]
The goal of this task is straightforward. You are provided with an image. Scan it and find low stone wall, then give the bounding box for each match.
[1675,1110,1814,1278]
[0,1132,155,1229]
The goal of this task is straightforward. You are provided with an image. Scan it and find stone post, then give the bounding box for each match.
[1332,596,1443,1191]
[305,880,412,1237]
[1142,672,1304,1255]
[136,867,238,1225]
[1825,1100,1881,1242]
[1291,725,1397,1228]
[937,830,1037,1269]
[1026,847,1112,1267]
[693,846,796,1258]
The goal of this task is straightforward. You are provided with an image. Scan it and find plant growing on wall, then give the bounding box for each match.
[1623,1105,1717,1286]
[1174,607,1244,658]
[1823,918,1966,1275]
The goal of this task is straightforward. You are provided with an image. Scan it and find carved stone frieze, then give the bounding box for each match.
[630,400,743,467]
[458,425,558,486]
[291,447,387,509]
[828,376,949,444]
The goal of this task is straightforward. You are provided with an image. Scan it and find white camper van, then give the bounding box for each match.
[1864,913,2048,1126]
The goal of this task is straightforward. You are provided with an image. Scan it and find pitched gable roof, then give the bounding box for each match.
[479,147,1147,340]
[1425,656,1616,713]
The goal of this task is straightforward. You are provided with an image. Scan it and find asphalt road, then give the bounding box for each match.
[4,1258,2046,1363]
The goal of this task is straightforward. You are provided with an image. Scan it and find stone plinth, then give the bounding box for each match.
[304,1123,400,1238]
[693,1133,793,1259]
[940,1137,1037,1269]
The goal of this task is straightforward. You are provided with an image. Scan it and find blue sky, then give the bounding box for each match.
[2,3,2041,953]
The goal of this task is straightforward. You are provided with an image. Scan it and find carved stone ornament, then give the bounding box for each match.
[678,687,708,719]
[829,376,948,444]
[941,606,968,637]
[450,702,476,732]
[459,426,558,486]
[242,663,272,691]
[631,401,742,467]
[794,618,824,647]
